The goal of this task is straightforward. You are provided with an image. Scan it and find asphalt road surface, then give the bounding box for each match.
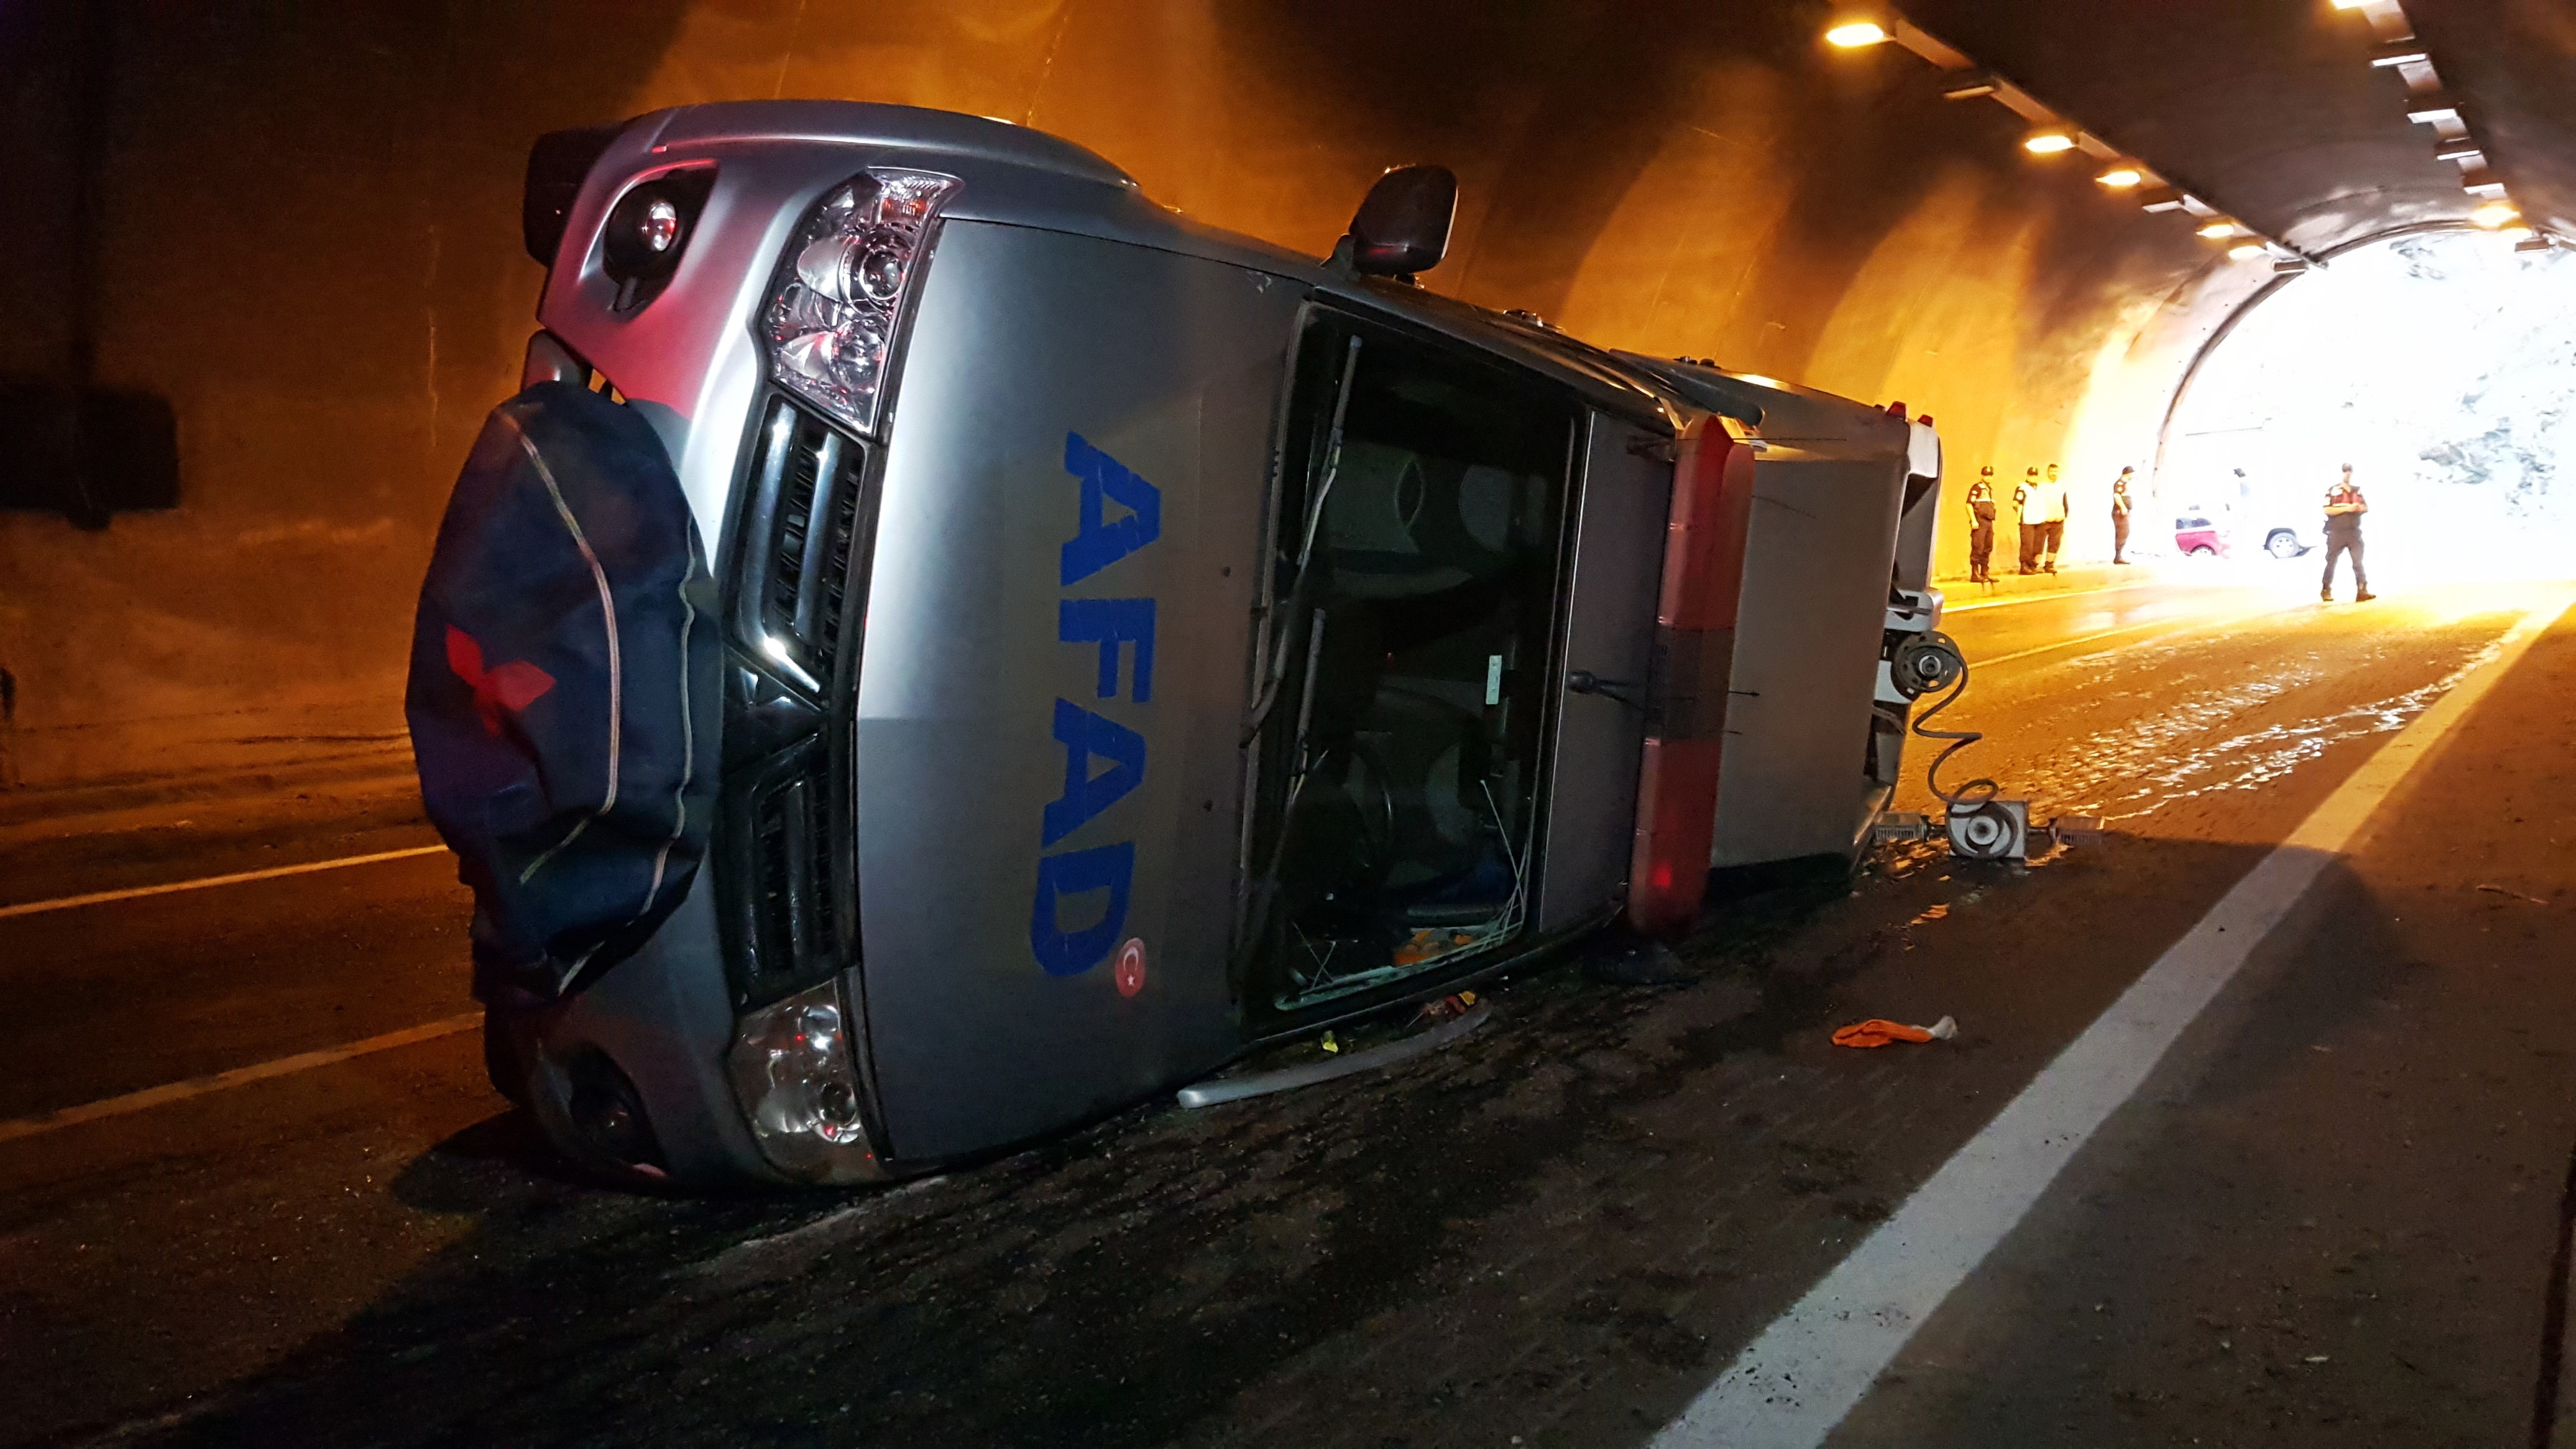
[4,572,2571,1448]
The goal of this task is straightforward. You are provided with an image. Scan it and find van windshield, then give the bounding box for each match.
[1241,311,1577,1015]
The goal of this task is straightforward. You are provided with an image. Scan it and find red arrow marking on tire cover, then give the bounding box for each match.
[446,625,556,737]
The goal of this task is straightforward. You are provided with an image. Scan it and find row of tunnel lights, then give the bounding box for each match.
[2326,0,2547,251]
[1823,4,2552,266]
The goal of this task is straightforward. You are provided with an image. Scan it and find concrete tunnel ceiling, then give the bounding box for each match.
[1896,0,2576,249]
[4,0,2575,792]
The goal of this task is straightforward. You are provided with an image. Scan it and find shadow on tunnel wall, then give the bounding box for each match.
[0,3,178,530]
[0,0,2226,795]
[0,0,696,788]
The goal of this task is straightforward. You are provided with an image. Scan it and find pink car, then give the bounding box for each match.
[2174,513,2229,557]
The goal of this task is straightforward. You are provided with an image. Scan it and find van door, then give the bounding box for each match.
[1239,310,1581,1023]
[1534,417,1671,928]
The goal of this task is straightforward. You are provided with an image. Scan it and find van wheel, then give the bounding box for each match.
[2265,529,2303,559]
[2188,544,2216,557]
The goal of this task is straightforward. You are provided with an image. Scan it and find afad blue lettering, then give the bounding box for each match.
[1041,700,1144,846]
[1058,597,1154,702]
[1031,434,1162,976]
[1029,842,1135,976]
[1060,433,1162,585]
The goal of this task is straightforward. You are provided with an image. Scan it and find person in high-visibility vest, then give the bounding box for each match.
[2029,463,2071,574]
[2110,466,2136,565]
[1966,466,1998,582]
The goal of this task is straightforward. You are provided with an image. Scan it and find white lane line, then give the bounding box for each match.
[1654,589,2575,1449]
[0,1013,482,1147]
[1941,579,2163,613]
[0,844,449,921]
[1971,603,2284,670]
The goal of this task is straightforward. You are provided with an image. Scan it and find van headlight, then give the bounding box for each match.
[759,169,960,438]
[726,979,884,1182]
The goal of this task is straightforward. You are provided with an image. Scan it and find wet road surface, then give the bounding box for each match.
[1839,589,2576,1447]
[2,576,2568,1447]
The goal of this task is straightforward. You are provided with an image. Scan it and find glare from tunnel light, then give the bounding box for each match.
[1736,374,1786,390]
[2329,0,2372,8]
[2471,202,2521,229]
[760,634,793,664]
[2501,226,2537,244]
[2198,221,2241,240]
[2096,167,2144,188]
[2023,131,2076,155]
[2228,242,2268,261]
[1825,20,1889,47]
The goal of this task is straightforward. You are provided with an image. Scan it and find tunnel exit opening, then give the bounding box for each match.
[2160,229,2576,584]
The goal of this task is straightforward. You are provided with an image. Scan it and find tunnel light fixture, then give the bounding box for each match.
[2096,166,2145,188]
[2472,201,2520,229]
[2499,225,2536,245]
[2405,93,2462,126]
[1821,11,1973,66]
[2197,220,2241,240]
[2330,0,2418,44]
[2023,130,2076,155]
[2516,233,2556,254]
[2228,242,2269,261]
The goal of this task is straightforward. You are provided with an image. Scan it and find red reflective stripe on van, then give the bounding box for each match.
[1627,420,1758,939]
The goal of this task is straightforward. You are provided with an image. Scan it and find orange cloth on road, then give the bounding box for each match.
[1832,1018,1935,1048]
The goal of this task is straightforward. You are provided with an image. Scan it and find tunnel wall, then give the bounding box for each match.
[0,0,2249,792]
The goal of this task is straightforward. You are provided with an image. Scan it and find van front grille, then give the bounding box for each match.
[734,397,870,691]
[728,742,850,1009]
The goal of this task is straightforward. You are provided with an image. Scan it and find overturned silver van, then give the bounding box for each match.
[450,102,1942,1187]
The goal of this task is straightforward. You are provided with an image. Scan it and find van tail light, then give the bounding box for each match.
[1628,418,1759,939]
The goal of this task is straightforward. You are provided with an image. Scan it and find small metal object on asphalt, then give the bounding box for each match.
[1874,811,1931,843]
[2052,814,2105,839]
[1945,799,2030,861]
[2476,882,2546,904]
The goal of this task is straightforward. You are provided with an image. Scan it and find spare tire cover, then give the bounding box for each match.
[408,381,721,1002]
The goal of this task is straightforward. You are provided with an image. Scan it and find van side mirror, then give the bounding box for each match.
[1334,164,1457,280]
